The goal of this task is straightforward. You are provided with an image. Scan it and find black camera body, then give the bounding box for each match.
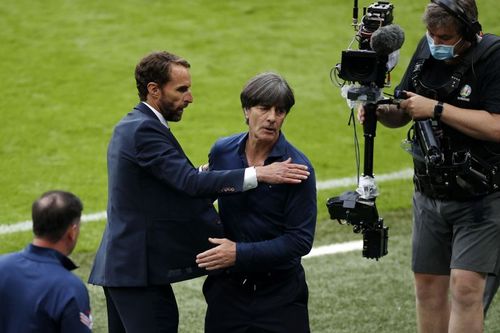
[340,50,388,87]
[338,1,394,88]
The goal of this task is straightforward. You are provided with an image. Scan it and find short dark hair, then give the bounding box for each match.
[32,190,83,242]
[424,0,479,39]
[240,72,295,114]
[135,51,191,101]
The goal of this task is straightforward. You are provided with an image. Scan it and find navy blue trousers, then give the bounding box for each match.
[203,266,310,333]
[103,285,178,333]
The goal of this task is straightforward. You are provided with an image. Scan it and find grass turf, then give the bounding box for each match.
[1,0,500,331]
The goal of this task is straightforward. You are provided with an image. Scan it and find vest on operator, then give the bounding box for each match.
[408,33,500,200]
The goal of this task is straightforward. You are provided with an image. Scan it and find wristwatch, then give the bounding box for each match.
[433,101,444,121]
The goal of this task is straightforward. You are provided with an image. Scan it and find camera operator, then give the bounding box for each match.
[359,0,500,331]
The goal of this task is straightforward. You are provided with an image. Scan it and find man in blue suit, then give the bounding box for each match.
[88,51,310,333]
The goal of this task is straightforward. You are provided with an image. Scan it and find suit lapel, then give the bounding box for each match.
[165,128,195,168]
[135,102,195,168]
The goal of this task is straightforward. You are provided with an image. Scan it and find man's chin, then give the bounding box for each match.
[167,112,183,122]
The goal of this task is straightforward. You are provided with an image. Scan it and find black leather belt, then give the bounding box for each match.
[224,266,299,292]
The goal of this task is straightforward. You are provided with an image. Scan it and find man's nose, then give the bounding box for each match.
[185,92,193,103]
[267,107,277,121]
[433,37,443,44]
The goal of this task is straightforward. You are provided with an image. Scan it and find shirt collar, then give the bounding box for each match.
[24,244,78,271]
[237,131,288,162]
[142,102,169,128]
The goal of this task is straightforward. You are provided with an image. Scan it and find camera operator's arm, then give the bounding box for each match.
[440,105,500,142]
[357,103,411,128]
[401,91,500,142]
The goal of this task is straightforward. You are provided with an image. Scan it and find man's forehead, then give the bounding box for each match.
[167,65,191,86]
[427,25,460,37]
[427,25,459,36]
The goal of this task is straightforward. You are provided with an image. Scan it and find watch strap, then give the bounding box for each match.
[433,101,444,121]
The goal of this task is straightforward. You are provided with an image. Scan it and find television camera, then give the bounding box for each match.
[327,1,405,259]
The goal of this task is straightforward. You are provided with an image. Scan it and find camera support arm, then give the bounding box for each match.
[363,102,378,178]
[356,102,380,200]
[326,98,388,260]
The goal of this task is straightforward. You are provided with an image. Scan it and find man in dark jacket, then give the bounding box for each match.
[0,190,92,333]
[196,72,317,333]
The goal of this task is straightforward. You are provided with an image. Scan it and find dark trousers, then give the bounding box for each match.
[103,285,179,333]
[203,266,310,333]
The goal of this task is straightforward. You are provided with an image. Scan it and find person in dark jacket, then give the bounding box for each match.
[196,72,317,333]
[0,190,92,333]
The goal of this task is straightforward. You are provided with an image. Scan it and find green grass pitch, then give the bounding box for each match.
[1,0,499,331]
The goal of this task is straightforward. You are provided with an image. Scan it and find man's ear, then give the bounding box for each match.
[67,222,80,243]
[147,82,160,98]
[242,108,250,125]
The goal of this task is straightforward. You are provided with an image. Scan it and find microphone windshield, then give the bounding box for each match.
[370,24,405,55]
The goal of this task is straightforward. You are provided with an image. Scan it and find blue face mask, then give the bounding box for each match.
[426,32,462,60]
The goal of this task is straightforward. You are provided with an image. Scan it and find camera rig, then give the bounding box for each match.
[339,1,394,88]
[327,1,402,260]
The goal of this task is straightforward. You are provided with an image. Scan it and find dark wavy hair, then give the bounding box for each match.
[135,51,190,101]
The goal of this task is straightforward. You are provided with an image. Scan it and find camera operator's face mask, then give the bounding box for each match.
[426,31,462,60]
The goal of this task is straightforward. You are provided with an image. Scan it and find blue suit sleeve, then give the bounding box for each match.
[134,120,245,196]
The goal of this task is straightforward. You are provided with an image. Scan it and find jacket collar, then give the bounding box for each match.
[24,244,77,271]
[135,102,158,119]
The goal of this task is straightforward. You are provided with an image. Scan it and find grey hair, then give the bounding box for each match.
[240,72,295,114]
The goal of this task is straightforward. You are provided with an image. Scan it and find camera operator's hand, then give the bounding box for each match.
[399,91,435,120]
[357,104,387,124]
[357,103,411,128]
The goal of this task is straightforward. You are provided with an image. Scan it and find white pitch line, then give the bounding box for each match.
[0,168,413,235]
[303,240,363,258]
[316,167,413,190]
[0,212,108,235]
